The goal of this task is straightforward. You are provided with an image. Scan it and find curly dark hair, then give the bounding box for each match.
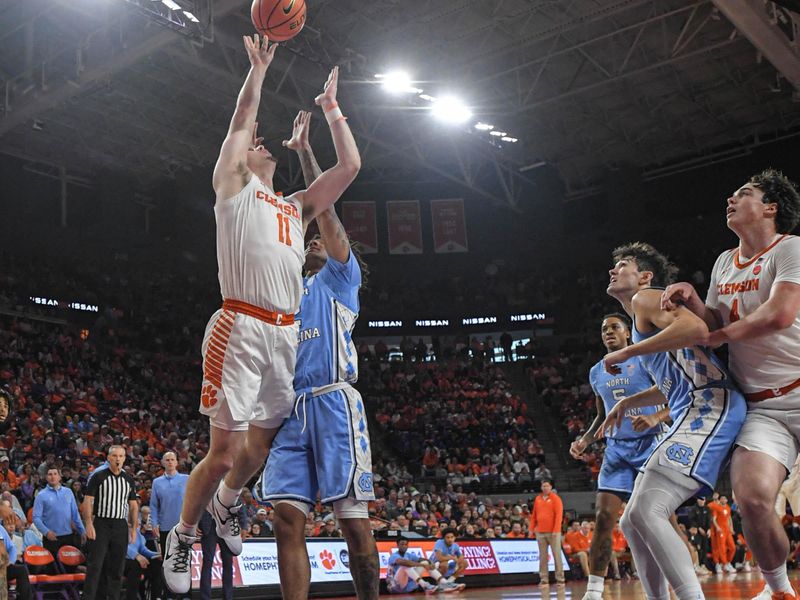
[602,312,631,331]
[748,168,800,233]
[612,242,679,288]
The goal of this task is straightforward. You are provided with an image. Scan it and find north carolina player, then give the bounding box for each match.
[386,538,448,595]
[162,35,361,594]
[598,242,746,600]
[662,169,800,600]
[258,110,379,600]
[570,313,668,600]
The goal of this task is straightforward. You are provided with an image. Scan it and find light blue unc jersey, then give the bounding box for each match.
[589,357,661,440]
[261,250,375,506]
[632,302,747,490]
[294,251,360,393]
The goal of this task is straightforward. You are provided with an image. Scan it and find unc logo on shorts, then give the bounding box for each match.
[665,442,694,466]
[358,473,373,493]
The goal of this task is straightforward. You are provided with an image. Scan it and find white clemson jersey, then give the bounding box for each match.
[706,234,800,398]
[215,175,304,314]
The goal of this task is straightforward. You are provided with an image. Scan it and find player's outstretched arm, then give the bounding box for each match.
[213,34,277,196]
[285,110,350,262]
[299,67,361,225]
[603,289,708,374]
[708,281,800,346]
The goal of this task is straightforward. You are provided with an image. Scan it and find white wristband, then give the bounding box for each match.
[325,106,343,125]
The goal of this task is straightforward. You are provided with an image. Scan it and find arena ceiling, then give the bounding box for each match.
[1,0,800,207]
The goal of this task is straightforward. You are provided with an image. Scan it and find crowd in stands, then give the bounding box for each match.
[0,237,742,597]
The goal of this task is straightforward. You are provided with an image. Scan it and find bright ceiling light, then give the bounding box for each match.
[431,96,473,124]
[418,94,436,102]
[490,130,507,137]
[501,136,518,143]
[475,122,494,131]
[183,10,199,22]
[378,71,422,94]
[161,0,181,10]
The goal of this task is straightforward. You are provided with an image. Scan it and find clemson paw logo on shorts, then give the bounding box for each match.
[319,549,336,570]
[201,384,219,408]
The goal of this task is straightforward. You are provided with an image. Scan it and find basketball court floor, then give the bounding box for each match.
[331,572,787,599]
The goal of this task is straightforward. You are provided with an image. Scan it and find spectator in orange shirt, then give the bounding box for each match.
[563,520,592,577]
[529,479,564,586]
[504,522,525,538]
[0,457,17,489]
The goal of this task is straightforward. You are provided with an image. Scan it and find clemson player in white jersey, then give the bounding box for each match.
[662,169,800,600]
[162,34,361,594]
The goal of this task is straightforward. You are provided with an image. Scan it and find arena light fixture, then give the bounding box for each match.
[501,136,518,143]
[183,10,199,22]
[475,122,494,131]
[418,93,436,102]
[431,96,473,124]
[161,0,181,10]
[376,71,422,94]
[489,130,508,137]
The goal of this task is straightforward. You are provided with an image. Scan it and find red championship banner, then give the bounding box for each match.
[431,198,468,253]
[387,200,423,254]
[342,201,378,254]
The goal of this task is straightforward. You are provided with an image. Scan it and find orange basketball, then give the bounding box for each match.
[251,0,307,43]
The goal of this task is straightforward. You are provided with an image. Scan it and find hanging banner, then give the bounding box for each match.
[342,201,378,254]
[387,200,423,254]
[431,198,468,253]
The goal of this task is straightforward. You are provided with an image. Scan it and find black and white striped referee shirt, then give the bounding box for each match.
[85,468,138,520]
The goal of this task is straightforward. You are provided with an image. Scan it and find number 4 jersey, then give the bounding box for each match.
[706,234,800,399]
[215,175,304,314]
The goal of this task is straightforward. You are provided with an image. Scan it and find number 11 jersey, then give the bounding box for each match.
[215,175,304,314]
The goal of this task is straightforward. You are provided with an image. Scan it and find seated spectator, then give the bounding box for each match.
[563,521,592,578]
[317,519,340,538]
[1,519,32,600]
[124,526,161,600]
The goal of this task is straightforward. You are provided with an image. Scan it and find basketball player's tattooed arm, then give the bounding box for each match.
[299,66,361,226]
[570,395,605,458]
[596,386,667,439]
[213,34,277,196]
[603,289,708,375]
[285,110,351,262]
[284,110,322,185]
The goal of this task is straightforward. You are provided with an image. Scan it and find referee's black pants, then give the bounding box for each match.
[84,518,129,600]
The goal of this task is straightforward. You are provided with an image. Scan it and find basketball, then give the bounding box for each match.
[251,0,306,42]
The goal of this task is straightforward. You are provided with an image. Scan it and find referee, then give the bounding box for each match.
[82,445,139,600]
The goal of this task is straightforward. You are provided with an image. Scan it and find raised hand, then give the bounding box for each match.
[282,111,312,151]
[315,66,339,109]
[243,34,277,69]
